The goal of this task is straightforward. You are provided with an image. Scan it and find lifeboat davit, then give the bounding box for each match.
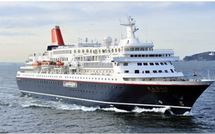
[32,61,41,67]
[41,60,51,66]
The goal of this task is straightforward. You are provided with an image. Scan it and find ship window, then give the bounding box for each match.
[170,69,174,73]
[130,55,134,57]
[142,71,144,73]
[137,63,142,66]
[153,70,157,73]
[143,63,148,66]
[78,50,80,53]
[130,48,134,51]
[160,62,164,65]
[123,63,128,66]
[169,61,172,65]
[165,70,168,73]
[74,50,76,53]
[164,62,167,65]
[155,62,159,65]
[134,55,137,57]
[149,63,154,66]
[135,70,139,74]
[158,70,162,73]
[135,48,139,51]
[138,55,141,57]
[145,70,150,73]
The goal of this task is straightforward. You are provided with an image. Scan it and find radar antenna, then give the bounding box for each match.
[120,16,139,39]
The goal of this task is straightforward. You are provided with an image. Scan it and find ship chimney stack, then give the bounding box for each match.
[51,26,64,46]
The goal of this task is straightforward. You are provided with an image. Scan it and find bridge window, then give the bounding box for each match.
[145,70,150,74]
[149,63,154,66]
[124,70,129,73]
[135,70,139,74]
[143,63,148,66]
[135,48,139,51]
[137,63,142,66]
[123,63,128,66]
[153,70,157,73]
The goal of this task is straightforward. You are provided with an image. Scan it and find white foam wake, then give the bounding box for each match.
[132,106,171,114]
[20,97,189,115]
[20,97,52,108]
[101,107,129,113]
[53,103,99,112]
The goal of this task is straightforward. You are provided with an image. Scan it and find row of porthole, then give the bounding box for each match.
[24,75,118,82]
[36,75,63,78]
[53,48,121,55]
[64,76,117,81]
[22,79,122,90]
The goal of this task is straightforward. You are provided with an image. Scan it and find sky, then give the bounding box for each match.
[0,1,215,62]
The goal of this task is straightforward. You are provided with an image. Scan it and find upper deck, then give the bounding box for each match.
[19,16,184,80]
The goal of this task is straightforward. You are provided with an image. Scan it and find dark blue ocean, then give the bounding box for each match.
[0,61,215,133]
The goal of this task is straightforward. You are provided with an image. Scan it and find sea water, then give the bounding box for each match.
[0,61,215,133]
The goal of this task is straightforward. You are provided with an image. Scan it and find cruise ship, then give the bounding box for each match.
[16,17,213,114]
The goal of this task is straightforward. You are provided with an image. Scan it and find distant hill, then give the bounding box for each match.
[183,51,215,61]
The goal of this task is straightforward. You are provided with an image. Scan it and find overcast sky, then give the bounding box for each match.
[0,2,215,62]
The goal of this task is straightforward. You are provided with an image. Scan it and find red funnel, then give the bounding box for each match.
[51,26,64,46]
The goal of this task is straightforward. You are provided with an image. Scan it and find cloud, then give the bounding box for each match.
[0,30,36,36]
[0,2,215,62]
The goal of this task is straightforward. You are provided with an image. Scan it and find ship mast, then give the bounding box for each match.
[120,16,139,39]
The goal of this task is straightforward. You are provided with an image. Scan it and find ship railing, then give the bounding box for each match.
[83,63,113,68]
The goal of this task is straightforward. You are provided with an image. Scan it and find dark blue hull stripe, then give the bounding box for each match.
[20,90,191,110]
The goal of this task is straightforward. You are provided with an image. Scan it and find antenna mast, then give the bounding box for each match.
[120,16,139,39]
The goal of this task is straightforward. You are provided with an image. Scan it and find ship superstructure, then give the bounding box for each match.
[16,17,213,114]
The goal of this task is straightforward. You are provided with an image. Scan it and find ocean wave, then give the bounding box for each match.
[132,106,170,114]
[53,102,100,112]
[19,98,176,114]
